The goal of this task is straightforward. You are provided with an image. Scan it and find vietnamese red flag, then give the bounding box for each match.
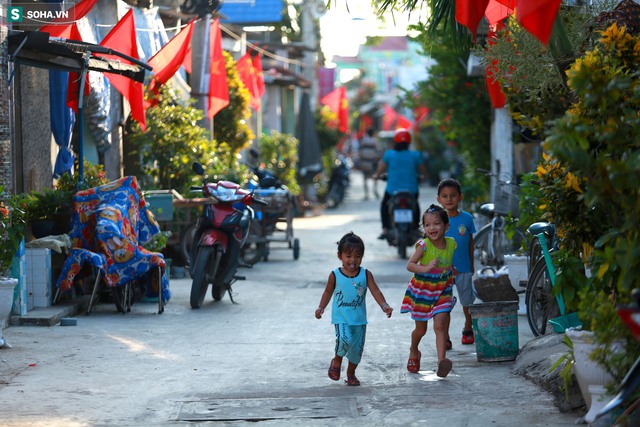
[236,52,261,111]
[182,47,192,74]
[485,60,506,108]
[358,113,373,138]
[397,114,412,130]
[252,53,265,99]
[147,20,195,97]
[42,23,90,111]
[516,0,562,45]
[39,0,98,36]
[485,0,514,25]
[485,27,506,108]
[456,0,490,40]
[98,9,146,131]
[381,104,398,131]
[208,19,229,118]
[320,86,348,133]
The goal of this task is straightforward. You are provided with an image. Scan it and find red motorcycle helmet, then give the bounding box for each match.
[394,128,411,144]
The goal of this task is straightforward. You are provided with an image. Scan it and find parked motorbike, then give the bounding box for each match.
[596,288,640,425]
[188,162,266,309]
[326,154,350,209]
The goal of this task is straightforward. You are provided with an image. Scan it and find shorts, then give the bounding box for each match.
[334,324,366,365]
[454,272,476,306]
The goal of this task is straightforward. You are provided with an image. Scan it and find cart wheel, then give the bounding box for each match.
[293,238,300,260]
[240,219,267,266]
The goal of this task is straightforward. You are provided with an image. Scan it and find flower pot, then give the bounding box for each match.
[0,277,18,329]
[30,220,57,239]
[565,328,616,420]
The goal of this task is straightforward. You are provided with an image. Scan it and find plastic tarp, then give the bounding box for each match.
[56,176,170,303]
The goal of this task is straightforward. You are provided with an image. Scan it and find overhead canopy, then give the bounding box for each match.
[8,30,150,82]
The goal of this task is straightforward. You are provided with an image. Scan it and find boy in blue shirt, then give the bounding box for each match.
[437,178,477,345]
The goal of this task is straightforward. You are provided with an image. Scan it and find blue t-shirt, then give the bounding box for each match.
[382,149,423,194]
[331,267,368,325]
[446,210,476,273]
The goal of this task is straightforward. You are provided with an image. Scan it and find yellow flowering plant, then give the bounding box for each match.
[543,22,640,384]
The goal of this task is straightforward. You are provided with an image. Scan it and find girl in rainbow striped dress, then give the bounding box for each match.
[401,204,457,378]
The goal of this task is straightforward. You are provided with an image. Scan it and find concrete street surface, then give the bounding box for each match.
[0,173,584,426]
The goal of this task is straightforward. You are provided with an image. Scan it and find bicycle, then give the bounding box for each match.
[524,221,581,336]
[473,169,525,269]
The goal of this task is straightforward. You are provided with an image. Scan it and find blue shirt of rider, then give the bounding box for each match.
[382,149,423,194]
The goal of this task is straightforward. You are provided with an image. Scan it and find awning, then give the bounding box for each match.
[8,30,150,82]
[7,30,151,183]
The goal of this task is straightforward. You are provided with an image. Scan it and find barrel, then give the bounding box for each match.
[470,301,519,362]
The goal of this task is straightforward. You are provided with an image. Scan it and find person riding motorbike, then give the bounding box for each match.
[372,128,428,240]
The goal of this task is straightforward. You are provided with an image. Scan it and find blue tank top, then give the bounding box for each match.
[331,267,368,325]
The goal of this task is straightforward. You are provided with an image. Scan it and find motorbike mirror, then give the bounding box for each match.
[192,162,205,176]
[259,176,277,188]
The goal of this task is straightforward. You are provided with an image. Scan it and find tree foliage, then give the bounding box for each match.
[127,52,254,193]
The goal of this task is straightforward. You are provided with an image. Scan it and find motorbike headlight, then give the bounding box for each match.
[214,185,236,202]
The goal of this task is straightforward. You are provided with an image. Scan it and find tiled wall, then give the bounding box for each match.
[25,248,52,309]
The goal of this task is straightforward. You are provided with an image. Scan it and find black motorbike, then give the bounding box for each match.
[385,189,420,258]
[326,154,350,209]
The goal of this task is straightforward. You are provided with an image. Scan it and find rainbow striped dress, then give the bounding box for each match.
[401,237,457,321]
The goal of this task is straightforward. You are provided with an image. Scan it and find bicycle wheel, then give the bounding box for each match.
[474,221,524,268]
[525,257,560,336]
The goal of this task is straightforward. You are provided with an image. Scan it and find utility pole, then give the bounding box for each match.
[191,15,212,135]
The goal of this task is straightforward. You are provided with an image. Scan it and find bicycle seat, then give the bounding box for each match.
[527,222,554,236]
[479,203,495,217]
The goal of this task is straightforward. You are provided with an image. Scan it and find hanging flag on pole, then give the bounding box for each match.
[252,52,265,99]
[38,0,98,36]
[456,0,490,40]
[98,9,146,130]
[147,19,196,99]
[236,52,261,111]
[484,0,514,25]
[208,19,229,118]
[320,86,349,133]
[485,27,507,108]
[516,0,562,46]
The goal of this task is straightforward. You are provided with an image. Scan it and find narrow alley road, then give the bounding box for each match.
[0,173,581,427]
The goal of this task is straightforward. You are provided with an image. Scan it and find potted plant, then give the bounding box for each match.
[24,187,73,238]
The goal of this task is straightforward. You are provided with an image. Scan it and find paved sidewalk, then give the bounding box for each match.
[0,172,585,426]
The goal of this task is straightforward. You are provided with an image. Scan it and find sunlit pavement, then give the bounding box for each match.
[0,172,581,426]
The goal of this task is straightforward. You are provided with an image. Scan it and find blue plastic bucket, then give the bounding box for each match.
[470,301,520,362]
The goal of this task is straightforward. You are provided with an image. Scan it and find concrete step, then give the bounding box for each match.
[10,297,89,327]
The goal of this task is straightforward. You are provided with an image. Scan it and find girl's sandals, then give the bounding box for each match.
[406,351,421,373]
[345,375,360,386]
[328,361,340,381]
[437,357,453,378]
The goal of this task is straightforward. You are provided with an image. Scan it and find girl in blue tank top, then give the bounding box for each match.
[315,232,393,386]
